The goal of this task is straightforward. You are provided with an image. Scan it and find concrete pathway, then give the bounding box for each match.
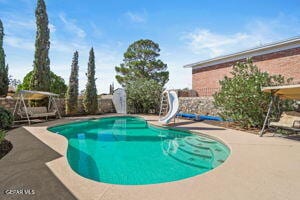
[0,127,77,200]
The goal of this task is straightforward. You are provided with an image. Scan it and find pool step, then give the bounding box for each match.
[183,138,211,150]
[181,136,229,168]
[177,145,212,159]
[167,152,211,170]
[195,137,217,144]
[185,136,217,145]
[162,140,212,170]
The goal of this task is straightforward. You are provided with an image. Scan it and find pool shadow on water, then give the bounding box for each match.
[67,132,187,142]
[67,145,101,182]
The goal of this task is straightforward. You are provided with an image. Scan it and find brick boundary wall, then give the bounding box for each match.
[0,97,116,116]
[192,47,300,96]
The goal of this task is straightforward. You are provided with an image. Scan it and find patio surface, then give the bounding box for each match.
[0,114,299,200]
[0,125,77,200]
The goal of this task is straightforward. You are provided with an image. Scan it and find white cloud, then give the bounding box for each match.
[5,36,34,50]
[125,11,147,23]
[164,61,192,90]
[59,13,86,38]
[4,19,58,53]
[183,14,300,58]
[90,22,102,37]
[50,39,87,53]
[5,19,35,31]
[49,23,56,33]
[184,29,251,57]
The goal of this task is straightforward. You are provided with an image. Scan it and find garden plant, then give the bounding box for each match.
[214,59,293,129]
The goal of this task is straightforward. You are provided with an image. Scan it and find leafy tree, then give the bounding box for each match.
[50,72,67,97]
[66,51,79,115]
[0,19,9,97]
[83,48,98,114]
[30,0,51,91]
[115,39,169,87]
[9,75,21,88]
[126,78,163,114]
[213,59,293,129]
[18,71,67,97]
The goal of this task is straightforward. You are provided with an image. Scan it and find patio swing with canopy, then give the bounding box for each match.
[260,84,300,136]
[13,90,62,125]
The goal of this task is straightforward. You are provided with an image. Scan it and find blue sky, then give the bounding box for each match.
[0,0,300,93]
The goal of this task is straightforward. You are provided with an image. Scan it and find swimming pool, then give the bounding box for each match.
[48,116,230,185]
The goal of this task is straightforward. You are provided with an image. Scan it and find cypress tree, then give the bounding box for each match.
[0,19,9,97]
[83,48,98,114]
[30,0,51,91]
[66,51,79,115]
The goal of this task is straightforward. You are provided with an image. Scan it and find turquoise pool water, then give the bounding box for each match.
[48,116,230,185]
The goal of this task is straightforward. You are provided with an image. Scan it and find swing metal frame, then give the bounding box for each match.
[13,90,62,125]
[259,84,300,136]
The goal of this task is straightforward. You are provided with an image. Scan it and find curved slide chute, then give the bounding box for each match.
[159,90,179,124]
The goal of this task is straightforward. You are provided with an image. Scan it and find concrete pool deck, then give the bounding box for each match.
[1,114,300,200]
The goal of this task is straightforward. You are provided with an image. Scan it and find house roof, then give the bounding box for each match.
[184,36,300,70]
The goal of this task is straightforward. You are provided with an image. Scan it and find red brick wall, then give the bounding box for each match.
[192,47,300,96]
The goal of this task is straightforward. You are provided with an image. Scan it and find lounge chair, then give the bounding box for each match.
[269,111,300,134]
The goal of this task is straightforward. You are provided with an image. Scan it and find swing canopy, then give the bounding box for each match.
[16,90,59,100]
[262,84,300,100]
[13,90,61,125]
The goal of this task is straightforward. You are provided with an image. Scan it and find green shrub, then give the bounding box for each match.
[126,78,163,114]
[213,59,293,129]
[0,129,5,143]
[0,107,13,129]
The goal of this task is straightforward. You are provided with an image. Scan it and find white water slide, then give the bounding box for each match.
[158,90,179,124]
[112,88,127,114]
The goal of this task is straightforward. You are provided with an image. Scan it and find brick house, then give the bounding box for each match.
[184,37,300,96]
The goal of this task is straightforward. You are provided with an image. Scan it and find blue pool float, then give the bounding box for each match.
[176,112,223,121]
